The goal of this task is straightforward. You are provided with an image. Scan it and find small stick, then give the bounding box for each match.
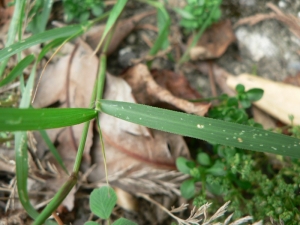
[52,212,64,225]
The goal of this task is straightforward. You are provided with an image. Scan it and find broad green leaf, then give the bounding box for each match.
[0,24,85,61]
[235,84,245,93]
[112,218,137,225]
[180,179,195,199]
[0,54,35,87]
[206,160,226,176]
[0,108,97,131]
[176,157,191,174]
[100,100,300,158]
[90,186,117,219]
[197,152,211,166]
[39,130,68,175]
[246,88,264,102]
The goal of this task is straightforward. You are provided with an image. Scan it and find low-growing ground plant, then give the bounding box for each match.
[0,0,299,224]
[177,85,300,223]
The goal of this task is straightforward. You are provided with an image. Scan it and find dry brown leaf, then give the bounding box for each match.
[0,0,14,26]
[122,64,210,116]
[85,11,155,55]
[234,2,300,39]
[88,73,190,194]
[31,40,99,210]
[151,69,201,100]
[283,72,300,87]
[197,62,235,96]
[189,20,236,60]
[252,106,276,130]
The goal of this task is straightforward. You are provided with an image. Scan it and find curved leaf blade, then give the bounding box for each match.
[0,108,97,131]
[15,132,40,219]
[0,25,84,61]
[0,54,35,87]
[100,100,300,158]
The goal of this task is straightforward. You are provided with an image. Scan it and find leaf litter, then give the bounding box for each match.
[1,1,298,224]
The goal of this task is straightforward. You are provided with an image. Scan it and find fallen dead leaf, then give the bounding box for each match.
[252,106,276,130]
[0,0,14,26]
[189,20,236,60]
[85,11,155,55]
[122,64,210,116]
[283,72,300,87]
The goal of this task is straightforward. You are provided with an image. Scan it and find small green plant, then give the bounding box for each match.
[63,0,105,23]
[85,186,137,225]
[175,0,222,32]
[177,86,300,223]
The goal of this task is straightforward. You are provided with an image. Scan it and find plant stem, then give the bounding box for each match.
[33,173,78,225]
[0,0,24,78]
[177,4,220,67]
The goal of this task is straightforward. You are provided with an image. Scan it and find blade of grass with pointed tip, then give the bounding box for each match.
[37,37,66,62]
[94,0,128,52]
[39,129,69,175]
[0,54,35,87]
[99,100,300,158]
[0,108,97,131]
[0,24,86,61]
[147,1,170,55]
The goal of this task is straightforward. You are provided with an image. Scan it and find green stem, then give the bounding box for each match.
[33,173,78,225]
[0,0,24,77]
[177,4,219,67]
[95,25,115,110]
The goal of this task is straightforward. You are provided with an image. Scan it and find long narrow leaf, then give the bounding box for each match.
[100,100,300,158]
[95,0,127,51]
[0,54,35,87]
[39,129,69,175]
[0,108,97,131]
[0,24,84,61]
[15,132,40,219]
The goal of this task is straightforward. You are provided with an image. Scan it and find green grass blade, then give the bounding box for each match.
[37,38,66,62]
[0,0,25,77]
[100,100,300,158]
[0,24,84,61]
[0,54,35,87]
[96,0,128,50]
[39,129,69,175]
[15,131,40,219]
[27,0,53,34]
[0,108,97,131]
[147,2,170,55]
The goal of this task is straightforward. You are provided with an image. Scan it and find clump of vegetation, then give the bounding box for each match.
[175,0,222,32]
[177,85,300,223]
[63,0,105,22]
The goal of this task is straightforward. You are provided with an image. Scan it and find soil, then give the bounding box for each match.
[1,0,300,224]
